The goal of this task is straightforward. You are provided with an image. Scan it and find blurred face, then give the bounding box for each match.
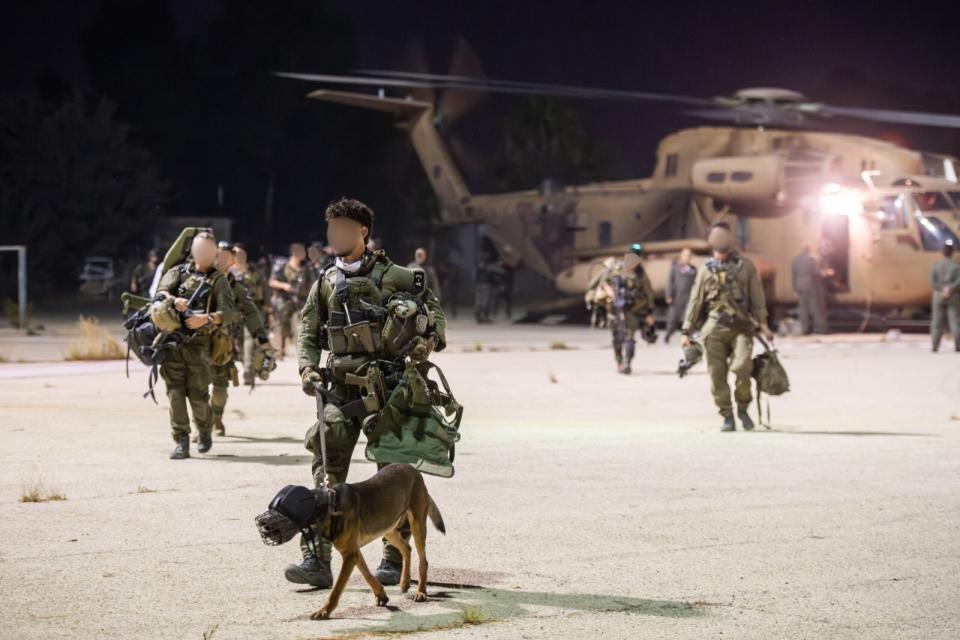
[289,243,306,261]
[307,246,321,263]
[414,248,427,264]
[191,237,217,270]
[708,227,734,255]
[233,248,248,270]
[327,217,367,258]
[214,248,234,272]
[679,248,692,264]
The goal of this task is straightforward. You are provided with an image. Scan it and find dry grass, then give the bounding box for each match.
[65,316,124,361]
[20,479,67,503]
[134,485,157,494]
[202,624,219,640]
[549,340,573,350]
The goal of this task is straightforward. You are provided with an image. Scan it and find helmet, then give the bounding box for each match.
[630,242,645,255]
[677,341,703,378]
[148,298,181,334]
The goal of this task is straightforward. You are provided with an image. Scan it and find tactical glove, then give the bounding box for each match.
[404,334,437,362]
[300,369,322,396]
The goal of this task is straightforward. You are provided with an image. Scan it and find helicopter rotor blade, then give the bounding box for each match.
[817,105,960,129]
[282,70,715,107]
[439,37,487,125]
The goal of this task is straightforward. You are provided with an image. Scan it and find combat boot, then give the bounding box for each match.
[197,430,213,453]
[284,556,332,588]
[737,406,755,431]
[213,415,226,437]
[373,558,402,586]
[721,416,736,432]
[169,434,190,459]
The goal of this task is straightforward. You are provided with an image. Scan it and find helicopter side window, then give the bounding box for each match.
[664,153,679,177]
[916,214,960,252]
[598,221,612,247]
[731,171,753,182]
[877,195,908,230]
[946,191,960,210]
[912,191,951,212]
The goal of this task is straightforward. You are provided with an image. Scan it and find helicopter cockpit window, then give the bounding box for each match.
[912,191,951,212]
[731,171,753,182]
[877,195,908,230]
[915,214,960,252]
[706,172,725,184]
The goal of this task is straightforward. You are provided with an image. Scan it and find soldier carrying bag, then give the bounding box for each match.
[363,360,462,478]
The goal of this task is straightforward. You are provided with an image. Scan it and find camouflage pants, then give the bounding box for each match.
[703,323,754,418]
[299,396,409,563]
[209,361,237,418]
[931,293,960,351]
[159,342,212,440]
[610,312,641,365]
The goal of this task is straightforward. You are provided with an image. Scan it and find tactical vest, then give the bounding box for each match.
[175,264,221,314]
[282,262,312,301]
[320,254,397,357]
[703,257,747,318]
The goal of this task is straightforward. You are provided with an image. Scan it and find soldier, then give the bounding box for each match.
[603,251,655,374]
[664,247,696,343]
[408,247,442,301]
[269,242,315,356]
[207,242,270,436]
[681,222,774,431]
[287,197,447,589]
[155,232,236,458]
[129,249,159,296]
[929,239,960,353]
[231,245,271,385]
[791,245,828,334]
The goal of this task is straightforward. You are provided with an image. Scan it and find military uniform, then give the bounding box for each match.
[234,267,270,384]
[791,251,828,334]
[929,256,960,352]
[297,249,446,563]
[272,259,316,350]
[156,262,236,442]
[665,260,696,342]
[130,260,157,296]
[210,272,268,431]
[605,265,655,372]
[682,253,767,418]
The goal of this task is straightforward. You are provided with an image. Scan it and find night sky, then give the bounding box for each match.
[3,0,960,269]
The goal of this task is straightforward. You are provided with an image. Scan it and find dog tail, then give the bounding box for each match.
[427,495,446,535]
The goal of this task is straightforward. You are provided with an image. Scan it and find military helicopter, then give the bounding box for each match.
[276,66,960,323]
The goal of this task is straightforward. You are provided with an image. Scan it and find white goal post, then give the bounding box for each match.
[0,245,27,331]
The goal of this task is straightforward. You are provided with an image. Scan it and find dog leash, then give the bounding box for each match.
[314,382,329,488]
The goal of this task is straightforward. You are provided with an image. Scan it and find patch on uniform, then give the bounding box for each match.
[412,269,426,293]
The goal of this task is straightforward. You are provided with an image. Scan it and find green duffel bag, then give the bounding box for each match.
[752,347,790,427]
[364,361,462,478]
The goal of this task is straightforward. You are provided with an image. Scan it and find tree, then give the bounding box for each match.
[0,90,168,291]
[494,97,614,191]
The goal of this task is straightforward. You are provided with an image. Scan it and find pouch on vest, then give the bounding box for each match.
[363,361,462,478]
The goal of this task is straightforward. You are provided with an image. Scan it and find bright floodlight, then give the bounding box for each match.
[819,183,864,216]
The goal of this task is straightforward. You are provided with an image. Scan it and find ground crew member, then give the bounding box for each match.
[286,197,447,589]
[156,232,235,458]
[681,222,773,431]
[665,247,696,343]
[408,247,443,301]
[603,251,655,374]
[791,245,828,334]
[930,239,960,352]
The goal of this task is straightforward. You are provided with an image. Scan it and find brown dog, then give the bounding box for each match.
[311,463,445,620]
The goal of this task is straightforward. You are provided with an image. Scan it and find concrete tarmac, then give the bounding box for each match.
[1,323,958,639]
